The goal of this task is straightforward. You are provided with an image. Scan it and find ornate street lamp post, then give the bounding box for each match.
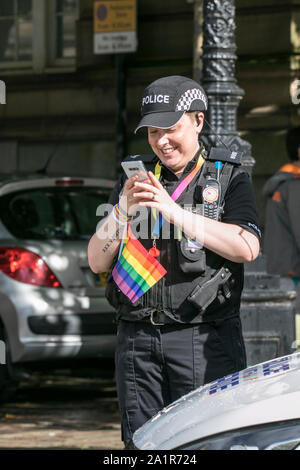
[201,0,255,172]
[198,0,296,364]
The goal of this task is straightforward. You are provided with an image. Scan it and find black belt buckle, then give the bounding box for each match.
[150,310,165,326]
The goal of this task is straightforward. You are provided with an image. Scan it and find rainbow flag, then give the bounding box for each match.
[112,226,166,303]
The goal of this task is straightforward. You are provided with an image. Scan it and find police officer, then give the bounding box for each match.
[88,76,261,446]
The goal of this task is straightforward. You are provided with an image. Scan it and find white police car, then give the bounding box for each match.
[129,353,300,450]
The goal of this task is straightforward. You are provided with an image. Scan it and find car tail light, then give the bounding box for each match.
[0,247,62,288]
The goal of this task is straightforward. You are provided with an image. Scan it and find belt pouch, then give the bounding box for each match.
[177,238,206,274]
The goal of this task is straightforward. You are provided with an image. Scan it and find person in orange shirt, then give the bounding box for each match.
[263,127,300,282]
[263,127,300,340]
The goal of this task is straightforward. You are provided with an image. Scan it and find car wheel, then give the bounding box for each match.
[0,323,18,401]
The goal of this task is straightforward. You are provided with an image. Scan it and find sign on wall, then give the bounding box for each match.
[93,0,137,55]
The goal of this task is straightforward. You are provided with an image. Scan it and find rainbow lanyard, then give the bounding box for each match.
[151,151,205,245]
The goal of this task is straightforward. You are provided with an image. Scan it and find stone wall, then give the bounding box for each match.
[235,0,300,222]
[0,0,299,226]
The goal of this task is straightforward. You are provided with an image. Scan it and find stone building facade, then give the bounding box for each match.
[0,0,299,225]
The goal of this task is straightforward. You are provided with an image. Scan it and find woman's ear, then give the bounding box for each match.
[195,113,204,132]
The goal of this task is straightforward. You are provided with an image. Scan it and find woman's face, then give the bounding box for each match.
[147,113,204,175]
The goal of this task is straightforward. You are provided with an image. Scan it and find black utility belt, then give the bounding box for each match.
[120,312,240,328]
[122,311,177,326]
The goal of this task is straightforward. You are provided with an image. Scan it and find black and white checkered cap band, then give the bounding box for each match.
[175,88,208,111]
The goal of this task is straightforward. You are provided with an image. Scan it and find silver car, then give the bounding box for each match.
[0,174,116,397]
[129,353,300,450]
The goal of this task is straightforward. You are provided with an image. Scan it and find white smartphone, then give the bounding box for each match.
[121,160,148,182]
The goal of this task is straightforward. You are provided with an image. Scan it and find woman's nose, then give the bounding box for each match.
[157,131,168,145]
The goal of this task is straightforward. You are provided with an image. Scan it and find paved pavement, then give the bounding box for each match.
[0,363,123,450]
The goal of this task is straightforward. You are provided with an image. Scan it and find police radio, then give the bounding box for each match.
[202,161,222,220]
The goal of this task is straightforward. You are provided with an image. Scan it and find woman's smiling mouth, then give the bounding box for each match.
[160,147,176,155]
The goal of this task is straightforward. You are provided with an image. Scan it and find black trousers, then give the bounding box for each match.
[115,316,247,445]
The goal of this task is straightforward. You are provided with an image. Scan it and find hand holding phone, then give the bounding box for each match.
[121,160,149,182]
[120,160,154,216]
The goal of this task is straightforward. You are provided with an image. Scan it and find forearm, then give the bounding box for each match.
[172,206,260,263]
[88,175,147,273]
[88,212,125,273]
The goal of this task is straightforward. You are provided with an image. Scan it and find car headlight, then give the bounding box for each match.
[177,419,300,450]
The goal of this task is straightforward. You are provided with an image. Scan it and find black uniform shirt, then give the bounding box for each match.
[106,152,260,323]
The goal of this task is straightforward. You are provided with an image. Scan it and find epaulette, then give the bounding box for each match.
[207,147,243,166]
[122,154,156,163]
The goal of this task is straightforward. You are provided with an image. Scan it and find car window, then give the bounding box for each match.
[0,186,110,240]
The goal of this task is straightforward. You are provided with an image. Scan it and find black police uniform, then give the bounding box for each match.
[106,147,261,444]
